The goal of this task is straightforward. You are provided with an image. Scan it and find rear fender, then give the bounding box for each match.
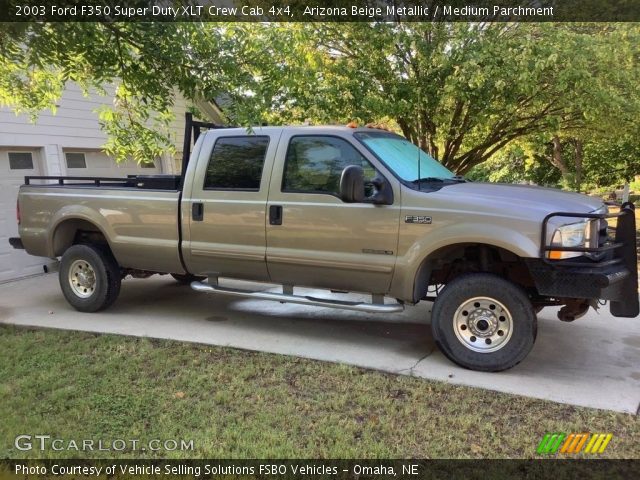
[48,205,114,258]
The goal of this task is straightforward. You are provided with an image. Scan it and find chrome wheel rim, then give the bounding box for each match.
[453,296,513,353]
[68,260,97,298]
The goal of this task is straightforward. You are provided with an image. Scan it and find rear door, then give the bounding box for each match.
[182,130,280,280]
[265,132,401,293]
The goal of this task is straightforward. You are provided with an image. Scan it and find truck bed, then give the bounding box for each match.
[18,176,184,274]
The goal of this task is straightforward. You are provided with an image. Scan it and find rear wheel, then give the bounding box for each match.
[59,244,121,312]
[171,273,206,285]
[431,273,537,372]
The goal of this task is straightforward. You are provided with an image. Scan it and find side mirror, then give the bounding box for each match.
[339,165,365,203]
[369,175,394,205]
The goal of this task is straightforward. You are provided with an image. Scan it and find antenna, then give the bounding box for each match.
[417,87,421,191]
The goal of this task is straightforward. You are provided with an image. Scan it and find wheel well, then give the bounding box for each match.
[413,243,535,302]
[52,219,111,257]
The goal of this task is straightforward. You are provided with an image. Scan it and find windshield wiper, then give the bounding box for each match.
[412,176,466,184]
[412,177,445,183]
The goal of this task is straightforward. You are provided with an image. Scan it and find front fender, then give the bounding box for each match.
[390,222,539,302]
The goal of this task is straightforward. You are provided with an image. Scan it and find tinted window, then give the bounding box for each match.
[9,152,34,170]
[204,136,269,190]
[283,136,376,195]
[65,152,87,169]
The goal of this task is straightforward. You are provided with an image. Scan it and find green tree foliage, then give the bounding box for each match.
[1,21,637,187]
[234,23,639,178]
[0,22,243,162]
[465,144,562,187]
[467,135,639,192]
[583,138,640,186]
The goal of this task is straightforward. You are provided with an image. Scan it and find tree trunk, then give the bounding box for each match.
[550,136,570,178]
[572,138,583,191]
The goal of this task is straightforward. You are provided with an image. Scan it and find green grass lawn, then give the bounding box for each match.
[0,325,637,459]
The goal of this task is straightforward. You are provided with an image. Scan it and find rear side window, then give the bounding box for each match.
[283,136,376,195]
[204,136,270,190]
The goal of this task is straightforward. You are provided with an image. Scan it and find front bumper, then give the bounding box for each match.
[528,202,638,318]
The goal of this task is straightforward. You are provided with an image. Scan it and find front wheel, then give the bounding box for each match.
[431,273,537,372]
[59,244,121,312]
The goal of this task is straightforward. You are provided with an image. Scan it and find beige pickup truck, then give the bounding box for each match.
[10,119,638,371]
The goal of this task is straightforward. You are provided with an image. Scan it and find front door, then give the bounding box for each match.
[266,133,401,293]
[183,131,279,280]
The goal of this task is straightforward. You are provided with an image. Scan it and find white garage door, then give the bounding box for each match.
[0,149,50,282]
[63,150,161,177]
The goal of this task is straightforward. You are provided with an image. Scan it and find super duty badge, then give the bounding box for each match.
[405,215,432,224]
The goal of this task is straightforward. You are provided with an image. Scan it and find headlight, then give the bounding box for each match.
[549,221,591,259]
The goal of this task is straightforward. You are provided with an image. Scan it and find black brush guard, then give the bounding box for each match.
[527,202,638,318]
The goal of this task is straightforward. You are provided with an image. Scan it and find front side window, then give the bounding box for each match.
[355,132,454,182]
[204,136,270,190]
[283,136,376,195]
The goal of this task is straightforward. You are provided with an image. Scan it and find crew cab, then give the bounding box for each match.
[10,119,638,371]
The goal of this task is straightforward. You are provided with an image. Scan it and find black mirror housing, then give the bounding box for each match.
[369,175,394,205]
[339,165,366,203]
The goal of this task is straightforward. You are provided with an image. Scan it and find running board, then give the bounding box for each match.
[190,281,404,314]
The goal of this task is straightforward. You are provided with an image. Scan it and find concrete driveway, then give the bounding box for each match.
[1,273,639,414]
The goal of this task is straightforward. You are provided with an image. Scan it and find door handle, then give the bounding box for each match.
[269,205,283,225]
[192,202,204,221]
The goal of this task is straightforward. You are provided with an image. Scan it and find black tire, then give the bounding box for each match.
[59,244,121,313]
[431,273,537,372]
[170,273,206,285]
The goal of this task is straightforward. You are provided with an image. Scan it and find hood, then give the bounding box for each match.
[435,181,604,219]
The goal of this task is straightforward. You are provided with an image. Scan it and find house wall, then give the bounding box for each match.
[0,82,222,282]
[0,82,219,175]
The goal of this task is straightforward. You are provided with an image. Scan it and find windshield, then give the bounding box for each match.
[355,132,455,182]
